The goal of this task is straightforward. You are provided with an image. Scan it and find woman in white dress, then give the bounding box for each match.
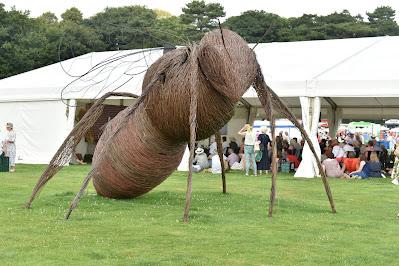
[5,122,16,172]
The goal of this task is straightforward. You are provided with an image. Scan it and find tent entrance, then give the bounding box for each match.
[72,98,133,164]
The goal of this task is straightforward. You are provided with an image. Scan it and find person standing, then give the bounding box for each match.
[256,127,271,174]
[283,131,290,142]
[4,122,16,172]
[238,124,257,176]
[391,142,399,185]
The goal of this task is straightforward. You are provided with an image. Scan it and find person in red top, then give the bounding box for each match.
[286,147,300,168]
[342,151,360,174]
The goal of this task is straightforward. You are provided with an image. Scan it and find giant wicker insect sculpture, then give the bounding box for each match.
[26,29,336,221]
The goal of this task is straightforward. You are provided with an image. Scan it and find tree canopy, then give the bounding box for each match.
[1,1,399,79]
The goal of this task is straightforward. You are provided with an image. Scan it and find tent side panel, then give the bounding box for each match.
[0,100,69,164]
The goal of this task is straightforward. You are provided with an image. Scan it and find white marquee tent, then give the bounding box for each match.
[1,36,399,177]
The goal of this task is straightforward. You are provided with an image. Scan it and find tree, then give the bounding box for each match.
[367,6,396,23]
[59,7,105,59]
[61,7,83,23]
[0,4,38,78]
[319,10,357,24]
[180,0,225,35]
[224,10,287,43]
[287,10,377,41]
[37,12,58,25]
[153,16,192,45]
[87,6,158,50]
[366,6,399,36]
[2,3,399,80]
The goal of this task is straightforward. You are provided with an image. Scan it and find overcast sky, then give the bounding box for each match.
[2,0,399,21]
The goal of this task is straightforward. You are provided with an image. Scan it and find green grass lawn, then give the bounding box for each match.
[1,164,399,265]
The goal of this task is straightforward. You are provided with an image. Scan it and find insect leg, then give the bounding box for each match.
[255,71,336,213]
[183,47,200,223]
[253,79,278,217]
[215,131,227,193]
[65,169,96,220]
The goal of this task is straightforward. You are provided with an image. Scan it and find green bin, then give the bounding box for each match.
[0,153,9,172]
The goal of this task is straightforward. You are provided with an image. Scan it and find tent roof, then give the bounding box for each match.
[0,48,163,102]
[244,35,399,101]
[1,36,399,103]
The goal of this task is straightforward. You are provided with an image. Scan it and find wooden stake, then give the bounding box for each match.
[268,116,278,217]
[254,79,278,217]
[183,48,199,223]
[215,131,227,193]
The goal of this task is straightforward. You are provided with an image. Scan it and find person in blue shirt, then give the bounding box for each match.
[350,152,382,179]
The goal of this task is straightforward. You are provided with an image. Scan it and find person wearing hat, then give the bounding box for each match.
[256,126,271,174]
[192,147,209,173]
[4,122,16,172]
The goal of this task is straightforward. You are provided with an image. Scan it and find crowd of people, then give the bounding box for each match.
[321,131,399,184]
[193,124,286,176]
[0,122,16,172]
[192,124,399,186]
[4,119,399,186]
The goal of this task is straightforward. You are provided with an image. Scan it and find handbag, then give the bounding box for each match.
[255,151,263,162]
[0,152,9,172]
[254,141,260,152]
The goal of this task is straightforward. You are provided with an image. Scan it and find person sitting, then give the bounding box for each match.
[210,154,228,174]
[379,144,388,171]
[352,140,361,157]
[343,142,355,157]
[286,147,300,168]
[75,153,87,165]
[372,138,382,152]
[324,142,334,161]
[350,152,382,178]
[192,147,209,172]
[367,152,383,178]
[342,151,360,174]
[349,154,367,178]
[319,139,327,155]
[364,140,375,160]
[226,148,239,168]
[229,137,239,155]
[291,137,302,160]
[208,136,217,157]
[222,136,229,155]
[331,139,345,162]
[279,139,289,162]
[322,153,350,179]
